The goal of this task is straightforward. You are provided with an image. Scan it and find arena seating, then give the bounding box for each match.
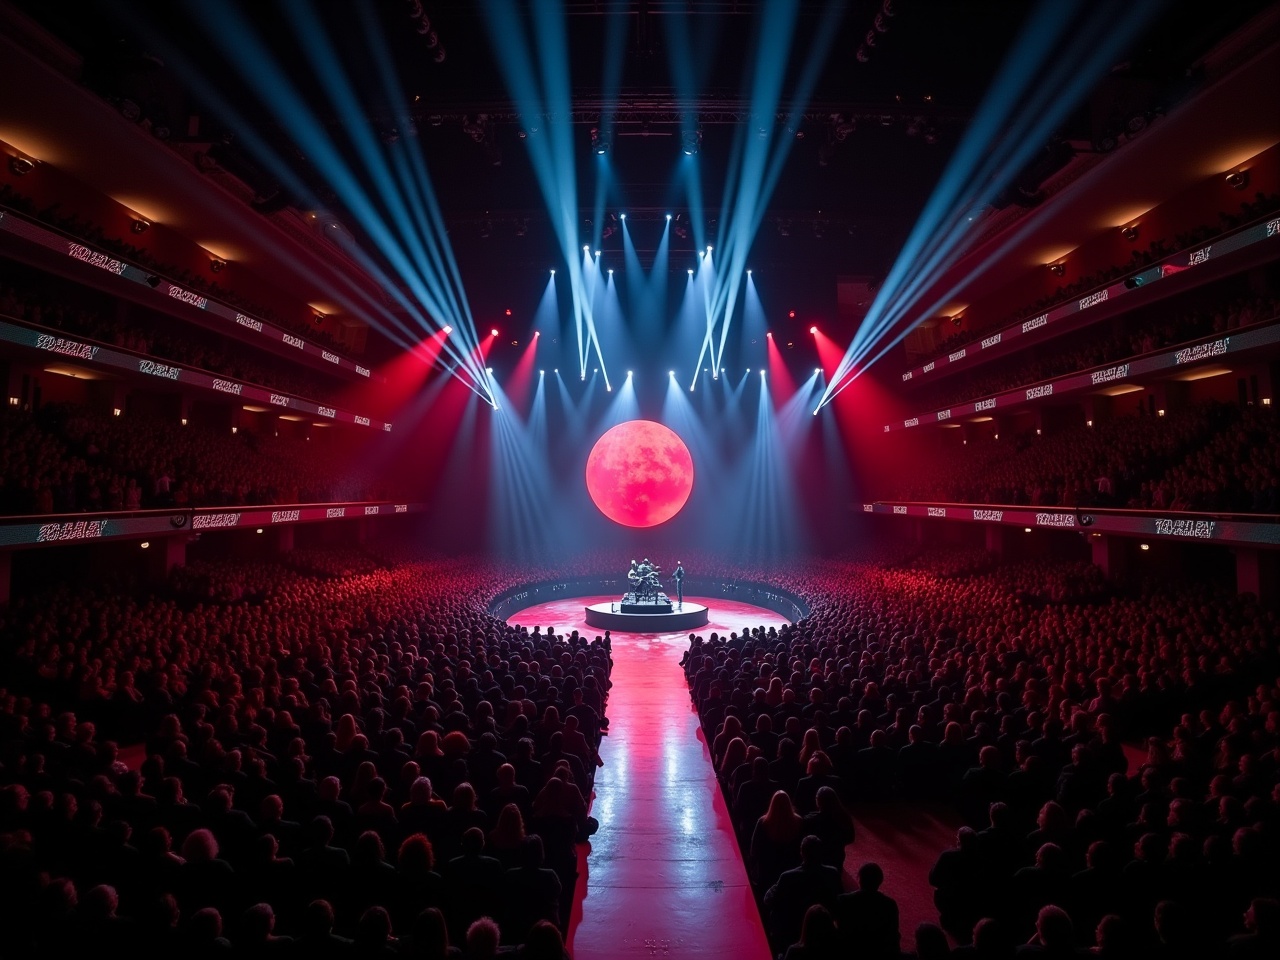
[908,294,1277,415]
[879,401,1280,513]
[0,187,352,354]
[682,548,1280,957]
[0,268,348,407]
[0,548,611,955]
[0,404,397,514]
[915,191,1280,370]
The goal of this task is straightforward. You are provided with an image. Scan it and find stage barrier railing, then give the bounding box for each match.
[487,576,812,625]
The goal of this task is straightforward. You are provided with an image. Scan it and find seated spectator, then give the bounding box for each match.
[835,862,900,960]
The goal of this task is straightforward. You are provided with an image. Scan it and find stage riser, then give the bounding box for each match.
[584,603,711,632]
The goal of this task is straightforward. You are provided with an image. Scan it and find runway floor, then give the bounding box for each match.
[507,596,785,960]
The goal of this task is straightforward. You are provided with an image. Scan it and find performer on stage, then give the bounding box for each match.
[673,560,685,607]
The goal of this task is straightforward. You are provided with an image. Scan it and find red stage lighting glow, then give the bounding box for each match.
[789,310,796,318]
[490,328,499,337]
[505,309,512,315]
[809,325,817,334]
[585,420,694,528]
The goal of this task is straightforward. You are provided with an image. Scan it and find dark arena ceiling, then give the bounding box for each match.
[3,0,1277,352]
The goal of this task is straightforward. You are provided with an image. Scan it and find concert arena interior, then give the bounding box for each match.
[2,2,1280,958]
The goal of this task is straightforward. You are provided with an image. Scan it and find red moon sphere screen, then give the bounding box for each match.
[585,420,695,528]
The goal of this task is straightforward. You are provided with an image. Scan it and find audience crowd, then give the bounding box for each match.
[1,548,608,956]
[917,191,1280,370]
[882,401,1280,514]
[683,548,1279,958]
[0,404,395,514]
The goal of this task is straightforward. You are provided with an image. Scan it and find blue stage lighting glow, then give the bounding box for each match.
[550,269,555,275]
[816,0,1162,414]
[626,370,632,377]
[666,213,672,220]
[486,367,493,374]
[687,269,693,276]
[594,250,600,257]
[443,325,453,334]
[619,213,626,220]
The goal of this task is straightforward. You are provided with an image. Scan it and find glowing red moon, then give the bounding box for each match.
[586,420,694,527]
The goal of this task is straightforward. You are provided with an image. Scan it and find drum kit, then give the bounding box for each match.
[627,559,663,602]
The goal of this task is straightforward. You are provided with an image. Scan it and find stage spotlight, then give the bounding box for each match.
[583,244,590,253]
[443,325,453,334]
[706,245,712,253]
[8,156,34,176]
[550,269,555,276]
[1140,543,1150,551]
[747,269,752,276]
[809,325,817,334]
[626,370,632,378]
[534,331,541,337]
[594,250,600,258]
[486,367,493,374]
[746,368,751,374]
[789,310,796,318]
[766,331,773,338]
[540,369,545,375]
[682,129,702,155]
[687,268,693,276]
[666,213,672,220]
[505,308,512,316]
[760,369,766,377]
[490,328,499,337]
[815,367,821,374]
[590,127,609,155]
[131,217,151,234]
[619,213,626,220]
[554,368,558,373]
[608,269,613,275]
[209,258,227,273]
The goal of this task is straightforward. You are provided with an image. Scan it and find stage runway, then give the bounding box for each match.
[506,594,786,960]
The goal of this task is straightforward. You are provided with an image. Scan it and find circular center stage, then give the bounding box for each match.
[584,600,709,632]
[505,594,790,640]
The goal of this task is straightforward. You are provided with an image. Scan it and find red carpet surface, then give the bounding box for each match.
[508,596,783,960]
